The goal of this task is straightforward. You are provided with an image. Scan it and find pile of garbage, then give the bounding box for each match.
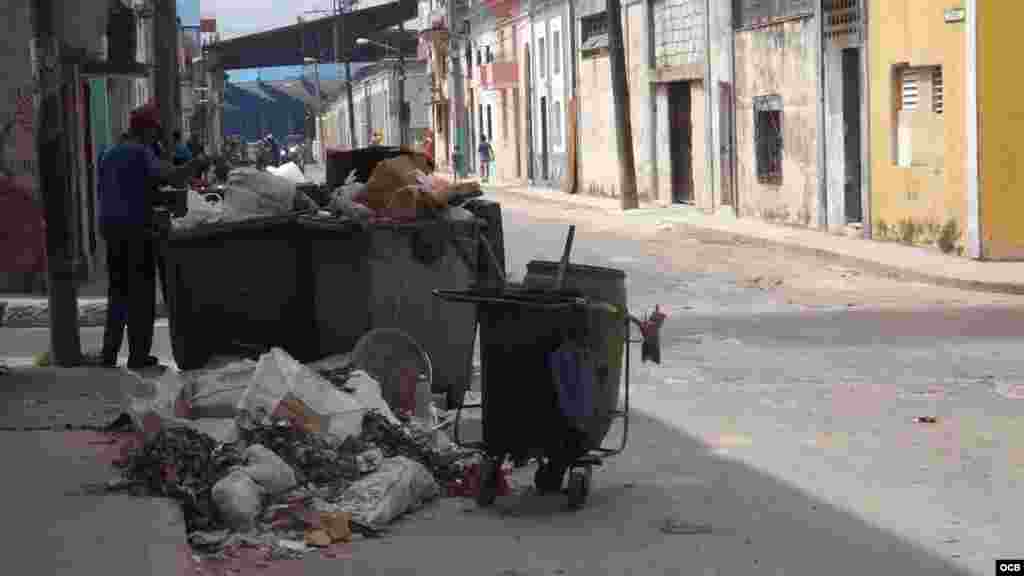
[327,155,483,224]
[106,347,479,560]
[172,163,319,231]
[173,152,485,232]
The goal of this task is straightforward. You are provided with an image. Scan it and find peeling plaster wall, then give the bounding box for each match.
[493,20,522,183]
[735,18,821,228]
[868,0,966,249]
[691,80,708,208]
[576,3,653,200]
[706,0,734,212]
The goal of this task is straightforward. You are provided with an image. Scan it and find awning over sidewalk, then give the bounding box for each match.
[210,0,420,70]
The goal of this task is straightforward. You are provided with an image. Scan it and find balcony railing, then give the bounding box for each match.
[479,60,518,90]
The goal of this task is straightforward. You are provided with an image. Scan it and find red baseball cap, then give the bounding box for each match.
[129,102,161,132]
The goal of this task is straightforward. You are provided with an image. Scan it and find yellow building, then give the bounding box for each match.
[870,0,1024,260]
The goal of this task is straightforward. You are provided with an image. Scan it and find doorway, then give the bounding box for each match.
[842,47,863,223]
[668,82,693,203]
[539,95,549,181]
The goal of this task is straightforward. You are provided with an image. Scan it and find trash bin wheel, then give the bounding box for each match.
[534,462,565,494]
[567,467,592,510]
[477,458,500,507]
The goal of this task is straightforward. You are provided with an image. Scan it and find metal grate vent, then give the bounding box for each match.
[901,68,920,111]
[824,0,861,45]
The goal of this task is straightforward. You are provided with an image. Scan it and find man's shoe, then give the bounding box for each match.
[126,355,161,370]
[84,352,117,368]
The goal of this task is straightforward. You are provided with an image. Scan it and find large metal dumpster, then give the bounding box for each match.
[164,214,482,406]
[359,218,481,408]
[162,215,307,370]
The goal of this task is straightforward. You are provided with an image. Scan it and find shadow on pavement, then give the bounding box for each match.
[0,367,151,430]
[305,409,970,576]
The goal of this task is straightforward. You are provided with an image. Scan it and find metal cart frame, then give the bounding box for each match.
[440,290,654,510]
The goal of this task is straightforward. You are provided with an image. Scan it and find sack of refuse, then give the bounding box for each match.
[365,155,443,219]
[171,189,226,230]
[329,186,375,221]
[267,162,308,184]
[186,354,262,416]
[240,444,297,494]
[212,469,265,531]
[220,167,297,220]
[186,357,260,419]
[237,348,378,444]
[125,369,192,439]
[335,456,440,528]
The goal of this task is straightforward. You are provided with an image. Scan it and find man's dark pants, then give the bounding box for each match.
[101,224,157,365]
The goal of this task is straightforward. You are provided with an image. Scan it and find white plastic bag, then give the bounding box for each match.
[336,456,440,528]
[212,470,264,531]
[182,418,241,445]
[186,358,260,419]
[221,167,296,220]
[241,444,297,494]
[126,370,191,439]
[346,369,400,426]
[267,162,308,184]
[238,348,367,443]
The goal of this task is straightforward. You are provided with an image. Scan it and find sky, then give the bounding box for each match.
[203,0,385,82]
[178,0,200,26]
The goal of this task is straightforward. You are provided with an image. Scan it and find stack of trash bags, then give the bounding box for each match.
[171,163,319,231]
[106,347,475,558]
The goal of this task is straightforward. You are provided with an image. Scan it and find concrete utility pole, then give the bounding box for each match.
[34,0,82,365]
[397,21,407,147]
[448,0,465,174]
[155,0,179,157]
[607,0,639,209]
[334,0,357,148]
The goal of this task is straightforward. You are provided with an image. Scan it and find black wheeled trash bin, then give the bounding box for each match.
[434,287,634,510]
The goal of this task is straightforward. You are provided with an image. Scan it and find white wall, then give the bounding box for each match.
[548,13,566,153]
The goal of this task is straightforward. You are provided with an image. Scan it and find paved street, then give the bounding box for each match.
[2,192,1023,574]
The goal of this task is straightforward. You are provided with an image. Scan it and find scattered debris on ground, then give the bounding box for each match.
[661,517,713,535]
[97,346,481,567]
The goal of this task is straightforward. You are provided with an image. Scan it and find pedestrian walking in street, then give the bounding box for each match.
[172,130,192,166]
[97,104,208,370]
[478,135,494,183]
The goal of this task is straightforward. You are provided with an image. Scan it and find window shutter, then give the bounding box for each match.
[901,68,919,111]
[932,67,943,114]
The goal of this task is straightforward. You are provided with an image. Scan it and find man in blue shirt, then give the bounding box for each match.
[97,104,208,370]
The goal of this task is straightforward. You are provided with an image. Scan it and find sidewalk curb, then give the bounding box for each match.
[0,300,168,328]
[490,186,1024,296]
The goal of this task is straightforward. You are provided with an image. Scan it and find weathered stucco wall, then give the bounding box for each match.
[978,2,1024,260]
[517,19,532,182]
[734,18,820,227]
[493,22,522,183]
[691,80,708,209]
[868,0,966,250]
[577,3,653,200]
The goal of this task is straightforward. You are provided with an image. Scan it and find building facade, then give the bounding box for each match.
[321,61,430,149]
